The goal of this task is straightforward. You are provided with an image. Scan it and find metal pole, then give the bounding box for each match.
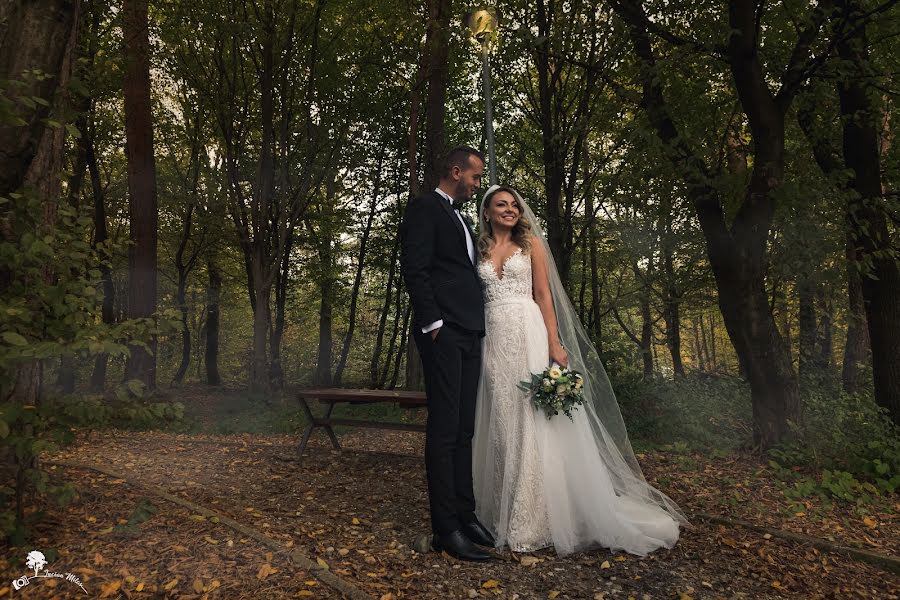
[482,48,497,186]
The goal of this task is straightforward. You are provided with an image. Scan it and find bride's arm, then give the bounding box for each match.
[531,237,568,367]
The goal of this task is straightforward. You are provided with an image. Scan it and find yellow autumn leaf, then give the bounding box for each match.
[88,516,97,522]
[679,593,693,600]
[352,517,361,525]
[600,560,611,569]
[193,579,206,593]
[204,536,219,545]
[548,591,561,599]
[136,582,145,592]
[520,556,541,567]
[614,555,627,562]
[316,557,330,570]
[380,594,397,600]
[164,577,179,590]
[482,579,501,589]
[863,517,877,529]
[256,564,277,580]
[304,580,318,586]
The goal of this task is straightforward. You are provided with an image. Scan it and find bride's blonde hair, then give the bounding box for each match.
[478,186,532,260]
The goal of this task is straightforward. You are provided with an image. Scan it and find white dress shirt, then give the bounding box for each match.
[422,188,476,334]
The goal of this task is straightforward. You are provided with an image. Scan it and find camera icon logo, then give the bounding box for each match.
[12,576,30,590]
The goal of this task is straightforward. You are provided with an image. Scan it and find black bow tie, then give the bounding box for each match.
[451,198,466,211]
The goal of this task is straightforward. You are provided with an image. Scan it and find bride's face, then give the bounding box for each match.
[485,191,521,231]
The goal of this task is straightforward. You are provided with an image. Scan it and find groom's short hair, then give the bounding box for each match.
[441,146,485,178]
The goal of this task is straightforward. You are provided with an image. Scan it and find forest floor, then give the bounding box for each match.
[1,386,898,599]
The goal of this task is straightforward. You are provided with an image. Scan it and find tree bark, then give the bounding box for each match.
[172,203,195,384]
[335,146,386,385]
[4,0,81,406]
[659,201,684,376]
[815,288,833,372]
[205,259,222,386]
[585,194,604,350]
[835,0,900,423]
[842,241,871,393]
[798,274,817,379]
[87,113,114,392]
[406,0,450,390]
[692,319,705,371]
[122,0,158,389]
[0,0,79,199]
[640,294,653,378]
[372,228,400,388]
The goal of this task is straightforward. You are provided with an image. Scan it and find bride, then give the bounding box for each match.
[472,185,688,556]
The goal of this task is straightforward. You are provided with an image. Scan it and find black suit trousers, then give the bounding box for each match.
[414,323,482,535]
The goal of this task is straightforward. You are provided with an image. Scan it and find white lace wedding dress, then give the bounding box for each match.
[472,247,681,556]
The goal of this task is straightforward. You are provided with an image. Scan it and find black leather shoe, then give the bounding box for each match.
[462,519,496,548]
[432,530,492,561]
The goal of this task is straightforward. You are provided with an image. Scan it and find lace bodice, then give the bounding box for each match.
[478,248,532,304]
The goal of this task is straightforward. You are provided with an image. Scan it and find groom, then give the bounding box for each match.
[400,146,495,561]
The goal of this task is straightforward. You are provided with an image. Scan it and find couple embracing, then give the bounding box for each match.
[400,146,686,561]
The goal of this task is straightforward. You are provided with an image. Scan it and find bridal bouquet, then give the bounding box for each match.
[518,364,586,421]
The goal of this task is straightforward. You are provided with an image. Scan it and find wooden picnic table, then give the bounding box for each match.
[296,388,427,458]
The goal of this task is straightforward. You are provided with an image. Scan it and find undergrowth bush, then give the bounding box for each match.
[769,386,900,506]
[613,371,752,450]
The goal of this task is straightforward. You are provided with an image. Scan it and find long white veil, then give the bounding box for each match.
[477,184,689,529]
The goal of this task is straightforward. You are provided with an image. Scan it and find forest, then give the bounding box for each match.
[1,0,899,598]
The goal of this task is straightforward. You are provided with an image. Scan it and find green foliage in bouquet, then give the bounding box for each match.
[518,364,586,421]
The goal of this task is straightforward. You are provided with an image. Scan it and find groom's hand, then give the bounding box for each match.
[431,328,441,341]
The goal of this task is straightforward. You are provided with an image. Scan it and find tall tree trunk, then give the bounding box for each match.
[3,0,81,406]
[585,194,603,350]
[406,0,450,390]
[313,178,338,387]
[798,274,817,379]
[173,204,195,384]
[205,259,222,386]
[87,114,114,392]
[421,0,451,190]
[836,0,900,423]
[335,146,386,385]
[372,230,400,388]
[815,288,833,372]
[391,304,412,389]
[842,242,870,393]
[640,295,653,378]
[122,0,158,389]
[533,0,567,283]
[659,203,684,376]
[693,319,706,371]
[707,313,717,371]
[269,224,293,390]
[0,0,79,526]
[381,278,405,388]
[699,313,712,371]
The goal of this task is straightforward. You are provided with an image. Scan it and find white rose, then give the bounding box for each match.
[548,366,562,380]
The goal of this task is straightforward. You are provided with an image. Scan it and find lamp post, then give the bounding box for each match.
[467,8,499,186]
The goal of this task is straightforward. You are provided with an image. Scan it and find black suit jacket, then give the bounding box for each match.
[400,190,485,335]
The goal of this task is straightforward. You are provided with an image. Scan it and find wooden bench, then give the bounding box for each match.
[297,388,427,458]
